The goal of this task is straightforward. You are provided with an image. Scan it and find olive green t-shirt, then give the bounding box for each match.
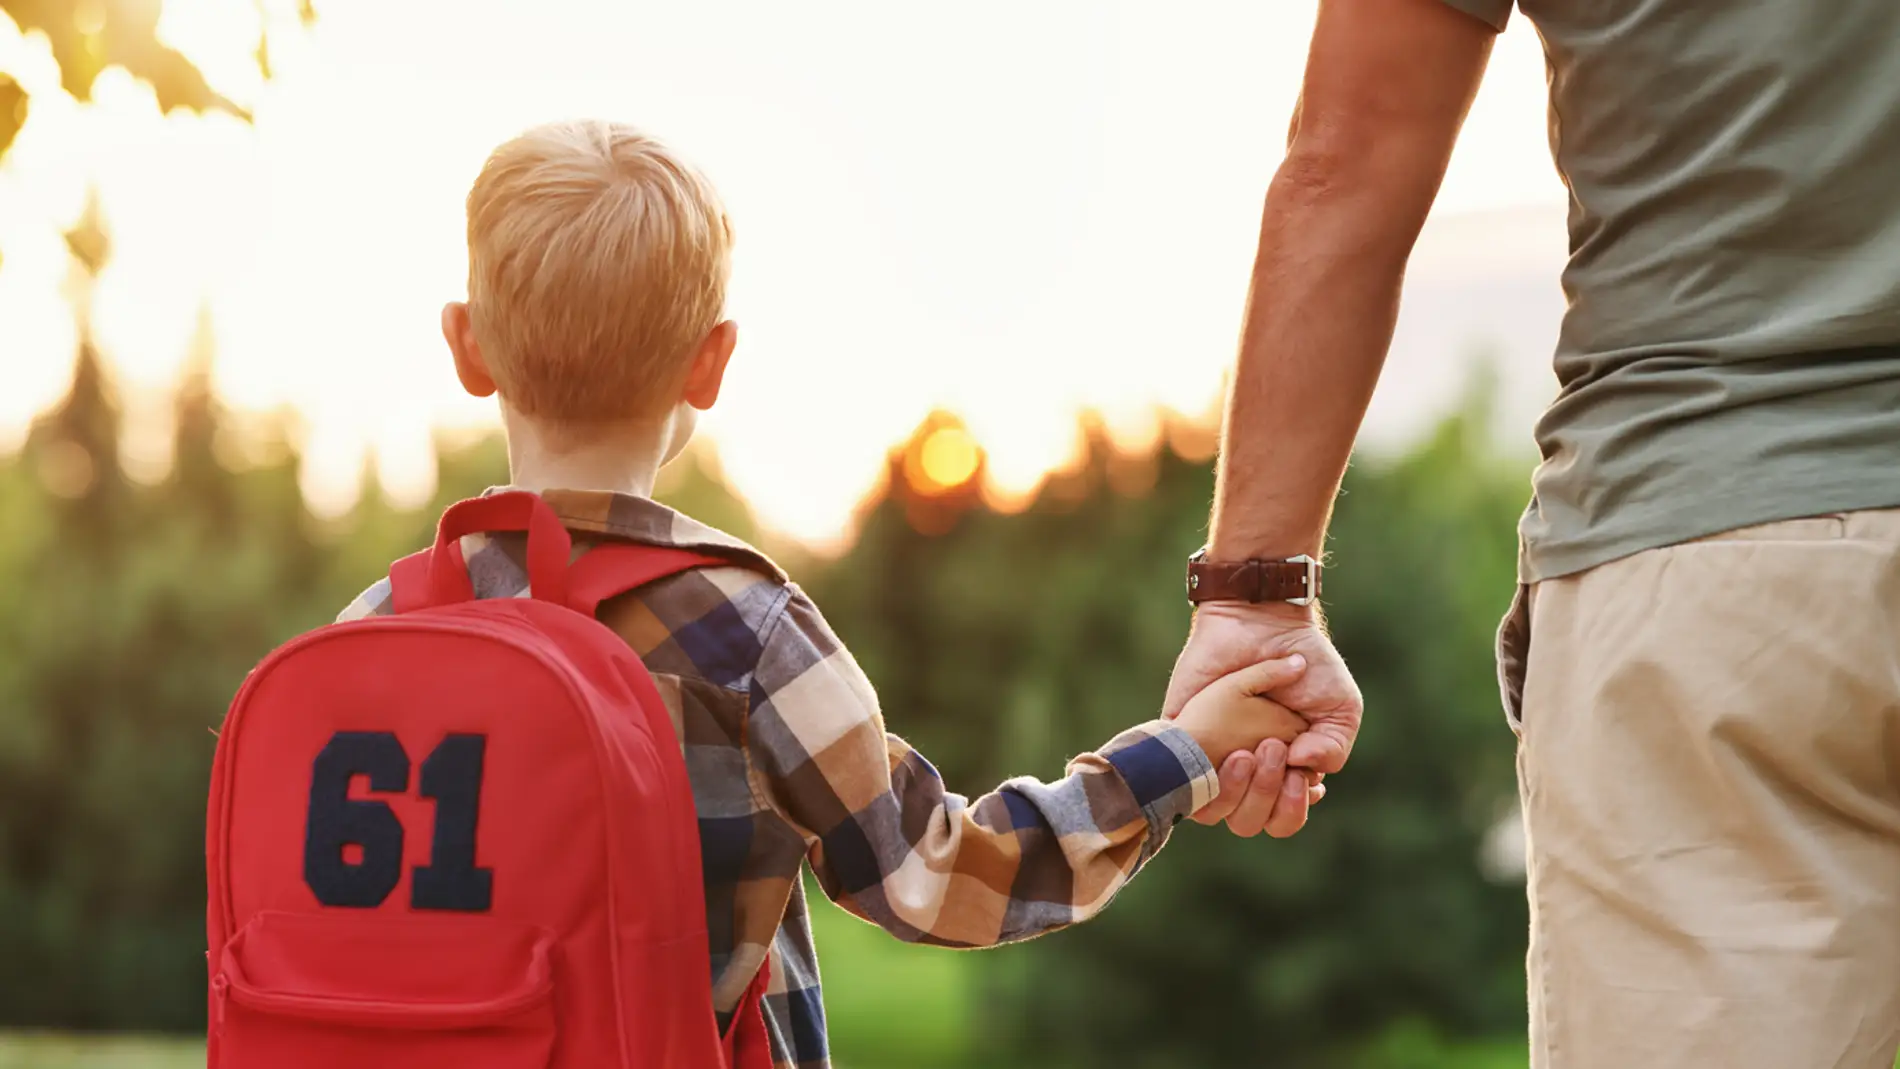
[1442,0,1900,581]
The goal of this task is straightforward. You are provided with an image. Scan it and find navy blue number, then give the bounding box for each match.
[411,734,493,911]
[303,732,408,908]
[303,732,492,911]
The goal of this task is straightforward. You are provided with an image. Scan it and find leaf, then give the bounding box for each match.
[63,191,111,277]
[0,74,24,158]
[0,0,246,118]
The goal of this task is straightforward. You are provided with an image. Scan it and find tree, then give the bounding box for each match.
[0,295,1537,1055]
[809,389,1533,1067]
[0,174,340,1031]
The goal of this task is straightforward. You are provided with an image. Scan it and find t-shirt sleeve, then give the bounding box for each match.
[1439,0,1511,32]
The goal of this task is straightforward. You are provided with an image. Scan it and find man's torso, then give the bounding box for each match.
[1447,0,1900,579]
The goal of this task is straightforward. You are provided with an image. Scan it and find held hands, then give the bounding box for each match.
[1172,655,1311,766]
[1172,657,1329,819]
[1164,601,1364,838]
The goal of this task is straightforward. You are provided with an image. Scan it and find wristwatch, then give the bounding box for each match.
[1185,547,1320,607]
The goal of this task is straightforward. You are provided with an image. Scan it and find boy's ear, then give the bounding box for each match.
[681,320,738,411]
[443,302,497,399]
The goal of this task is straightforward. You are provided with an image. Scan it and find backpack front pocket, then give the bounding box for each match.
[213,910,556,1069]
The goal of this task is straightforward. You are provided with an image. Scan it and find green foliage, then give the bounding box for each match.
[0,335,750,1031]
[809,397,1530,1068]
[0,373,340,1028]
[0,304,1534,1062]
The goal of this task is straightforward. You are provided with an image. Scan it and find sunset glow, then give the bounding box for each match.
[913,426,982,495]
[0,0,1563,546]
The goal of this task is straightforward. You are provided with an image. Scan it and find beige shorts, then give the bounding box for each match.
[1499,509,1900,1069]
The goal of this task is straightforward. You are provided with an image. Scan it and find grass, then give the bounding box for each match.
[805,884,978,1068]
[0,1034,200,1069]
[0,894,977,1069]
[1345,1021,1530,1069]
[2,1028,1892,1069]
[11,898,1892,1069]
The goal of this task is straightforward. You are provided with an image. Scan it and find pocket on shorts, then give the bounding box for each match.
[1495,582,1532,735]
[1680,512,1849,545]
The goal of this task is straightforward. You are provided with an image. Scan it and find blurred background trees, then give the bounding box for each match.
[816,387,1528,1069]
[0,273,1533,1066]
[0,6,1535,1064]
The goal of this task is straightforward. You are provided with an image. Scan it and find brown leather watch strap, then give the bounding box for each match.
[1186,552,1320,606]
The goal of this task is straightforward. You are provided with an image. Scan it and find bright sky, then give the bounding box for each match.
[0,0,1562,546]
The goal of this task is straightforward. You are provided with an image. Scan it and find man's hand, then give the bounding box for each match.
[1166,602,1362,837]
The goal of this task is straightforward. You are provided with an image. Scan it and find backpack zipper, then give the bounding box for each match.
[211,972,229,1030]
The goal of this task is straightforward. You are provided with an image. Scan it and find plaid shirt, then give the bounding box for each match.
[338,489,1218,1068]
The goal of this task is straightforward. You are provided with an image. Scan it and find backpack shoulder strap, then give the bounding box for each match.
[383,495,756,619]
[572,540,780,1066]
[387,492,573,614]
[565,543,738,619]
[387,549,435,614]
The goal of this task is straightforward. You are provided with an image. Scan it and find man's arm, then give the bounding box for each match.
[1215,0,1495,559]
[1167,0,1499,837]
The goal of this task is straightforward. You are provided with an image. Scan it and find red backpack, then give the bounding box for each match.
[205,492,772,1069]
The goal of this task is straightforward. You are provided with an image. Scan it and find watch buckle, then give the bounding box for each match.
[1285,554,1317,607]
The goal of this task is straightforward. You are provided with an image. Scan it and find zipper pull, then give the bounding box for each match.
[211,973,229,1029]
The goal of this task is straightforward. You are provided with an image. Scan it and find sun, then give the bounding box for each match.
[912,425,981,495]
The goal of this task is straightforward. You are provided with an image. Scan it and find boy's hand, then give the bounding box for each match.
[1173,656,1310,777]
[1166,604,1361,837]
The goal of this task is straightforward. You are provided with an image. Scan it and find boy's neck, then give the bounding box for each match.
[502,406,670,499]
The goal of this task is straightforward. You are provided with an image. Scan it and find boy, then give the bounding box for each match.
[339,120,1310,1067]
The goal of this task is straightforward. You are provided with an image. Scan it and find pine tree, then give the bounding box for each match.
[27,195,126,554]
[170,303,229,523]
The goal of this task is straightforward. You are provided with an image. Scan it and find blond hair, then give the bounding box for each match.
[465,120,732,424]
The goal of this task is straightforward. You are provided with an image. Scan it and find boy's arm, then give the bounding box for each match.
[747,590,1301,947]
